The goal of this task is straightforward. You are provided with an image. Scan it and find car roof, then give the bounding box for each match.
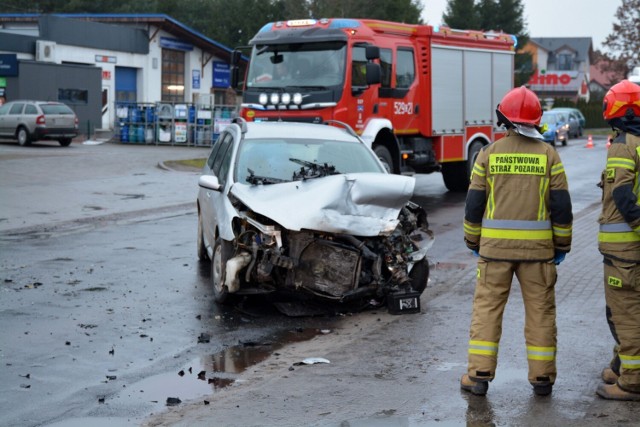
[5,100,65,105]
[551,107,582,114]
[244,121,361,143]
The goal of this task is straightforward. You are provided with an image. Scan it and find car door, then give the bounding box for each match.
[0,103,11,135]
[6,102,25,136]
[568,113,579,137]
[200,131,236,245]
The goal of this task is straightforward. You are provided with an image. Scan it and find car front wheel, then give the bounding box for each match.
[197,211,209,261]
[17,127,31,146]
[212,237,234,303]
[409,259,429,294]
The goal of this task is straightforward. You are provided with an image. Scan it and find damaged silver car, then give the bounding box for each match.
[196,119,434,314]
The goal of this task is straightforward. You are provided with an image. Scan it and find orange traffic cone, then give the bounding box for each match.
[585,134,594,148]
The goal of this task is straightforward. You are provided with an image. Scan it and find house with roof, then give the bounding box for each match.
[0,14,245,137]
[519,37,592,105]
[589,59,625,99]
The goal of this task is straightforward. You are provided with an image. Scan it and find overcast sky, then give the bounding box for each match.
[421,0,620,51]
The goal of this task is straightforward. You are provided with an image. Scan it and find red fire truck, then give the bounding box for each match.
[230,18,515,191]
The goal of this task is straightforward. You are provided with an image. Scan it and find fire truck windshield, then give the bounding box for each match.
[246,42,346,89]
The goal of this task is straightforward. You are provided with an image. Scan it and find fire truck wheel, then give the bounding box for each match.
[441,162,467,192]
[467,141,484,178]
[374,146,393,173]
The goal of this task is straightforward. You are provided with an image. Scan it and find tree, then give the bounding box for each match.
[442,0,479,29]
[308,0,422,23]
[603,0,640,73]
[442,0,532,86]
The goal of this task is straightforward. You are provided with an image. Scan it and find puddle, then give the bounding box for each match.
[44,417,137,427]
[104,328,323,411]
[202,328,322,376]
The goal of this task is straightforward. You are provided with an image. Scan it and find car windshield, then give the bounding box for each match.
[41,104,74,114]
[246,41,346,89]
[541,113,558,125]
[235,137,383,185]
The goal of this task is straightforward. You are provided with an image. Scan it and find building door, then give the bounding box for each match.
[115,66,137,104]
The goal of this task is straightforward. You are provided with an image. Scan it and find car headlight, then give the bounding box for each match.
[270,93,280,105]
[259,93,268,105]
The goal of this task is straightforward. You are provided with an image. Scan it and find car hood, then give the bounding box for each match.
[230,173,415,236]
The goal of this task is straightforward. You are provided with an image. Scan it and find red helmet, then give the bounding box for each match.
[603,79,640,121]
[497,86,542,126]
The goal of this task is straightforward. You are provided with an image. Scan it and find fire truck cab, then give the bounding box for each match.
[231,18,515,191]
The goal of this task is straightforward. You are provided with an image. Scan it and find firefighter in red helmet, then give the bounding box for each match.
[461,86,573,396]
[597,79,640,401]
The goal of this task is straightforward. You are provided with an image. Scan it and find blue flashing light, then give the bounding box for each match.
[328,19,361,29]
[258,22,273,33]
[511,35,518,48]
[433,25,439,33]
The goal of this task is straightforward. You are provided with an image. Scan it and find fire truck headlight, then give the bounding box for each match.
[292,93,302,105]
[259,93,268,105]
[281,93,291,105]
[270,93,280,105]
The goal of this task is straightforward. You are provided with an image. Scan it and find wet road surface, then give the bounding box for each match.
[2,136,636,426]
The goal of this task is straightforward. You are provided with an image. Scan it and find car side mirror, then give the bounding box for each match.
[199,175,222,191]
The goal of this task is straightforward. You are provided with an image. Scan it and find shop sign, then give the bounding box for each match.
[0,54,18,76]
[95,55,117,64]
[160,37,193,51]
[192,69,201,89]
[102,70,111,80]
[528,70,582,92]
[213,61,230,88]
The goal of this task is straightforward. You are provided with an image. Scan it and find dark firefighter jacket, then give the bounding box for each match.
[463,129,573,261]
[598,132,640,262]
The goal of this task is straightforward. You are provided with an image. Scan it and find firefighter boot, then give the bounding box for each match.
[460,374,489,396]
[596,383,640,401]
[532,383,553,396]
[601,367,619,385]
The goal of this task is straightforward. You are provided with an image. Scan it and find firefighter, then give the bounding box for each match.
[596,79,640,401]
[460,86,573,396]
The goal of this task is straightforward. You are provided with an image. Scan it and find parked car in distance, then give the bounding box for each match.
[0,100,79,146]
[541,111,570,146]
[196,118,434,314]
[551,107,585,137]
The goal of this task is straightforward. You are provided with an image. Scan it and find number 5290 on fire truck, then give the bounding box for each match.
[230,18,516,192]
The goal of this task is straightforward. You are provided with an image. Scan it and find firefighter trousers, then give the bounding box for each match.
[467,259,558,385]
[603,258,640,393]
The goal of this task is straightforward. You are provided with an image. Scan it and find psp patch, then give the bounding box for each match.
[606,168,615,182]
[607,275,622,288]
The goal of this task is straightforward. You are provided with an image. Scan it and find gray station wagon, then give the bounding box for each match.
[0,100,79,146]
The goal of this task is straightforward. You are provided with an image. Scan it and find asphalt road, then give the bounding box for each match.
[1,135,635,427]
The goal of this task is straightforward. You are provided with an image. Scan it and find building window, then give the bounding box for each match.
[58,88,88,104]
[557,53,573,71]
[162,49,185,102]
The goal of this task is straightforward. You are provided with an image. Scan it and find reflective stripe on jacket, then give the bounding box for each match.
[464,130,572,261]
[598,132,640,262]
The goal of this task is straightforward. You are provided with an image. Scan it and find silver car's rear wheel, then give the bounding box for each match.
[17,127,31,146]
